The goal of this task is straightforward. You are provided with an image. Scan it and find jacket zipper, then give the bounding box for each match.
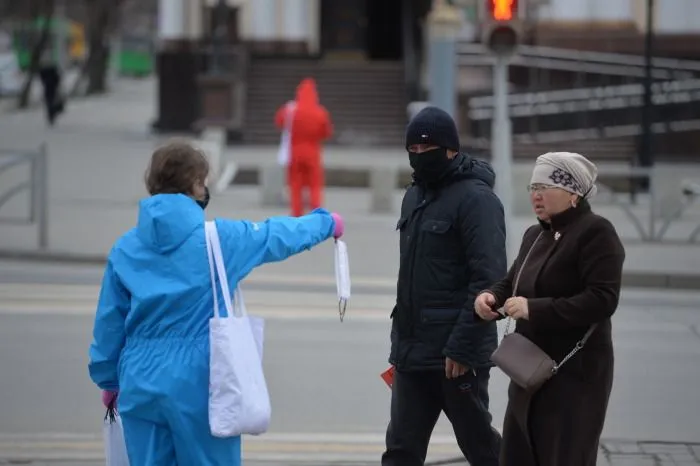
[399,197,427,368]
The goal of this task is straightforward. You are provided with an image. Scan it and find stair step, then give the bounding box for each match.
[243,58,407,145]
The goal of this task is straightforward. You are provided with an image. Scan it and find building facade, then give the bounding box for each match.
[194,0,700,59]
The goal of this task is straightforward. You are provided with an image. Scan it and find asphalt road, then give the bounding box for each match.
[0,259,699,464]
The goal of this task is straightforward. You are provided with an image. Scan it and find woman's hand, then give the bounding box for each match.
[504,297,529,320]
[331,212,344,239]
[474,292,500,321]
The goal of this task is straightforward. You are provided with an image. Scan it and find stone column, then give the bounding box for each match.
[250,0,276,40]
[183,0,204,40]
[158,0,185,43]
[153,0,199,132]
[283,0,308,54]
[284,0,308,40]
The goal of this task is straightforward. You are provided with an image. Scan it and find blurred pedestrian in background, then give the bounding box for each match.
[38,49,65,126]
[275,77,333,217]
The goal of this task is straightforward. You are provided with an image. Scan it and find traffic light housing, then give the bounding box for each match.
[482,0,523,55]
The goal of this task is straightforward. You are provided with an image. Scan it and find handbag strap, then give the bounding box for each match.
[554,324,597,373]
[504,231,543,334]
[503,229,598,372]
[205,221,246,319]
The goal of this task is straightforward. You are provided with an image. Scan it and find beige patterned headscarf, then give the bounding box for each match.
[530,152,598,199]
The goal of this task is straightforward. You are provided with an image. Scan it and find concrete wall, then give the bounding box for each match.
[203,0,320,52]
[537,0,700,33]
[196,0,699,53]
[538,0,633,22]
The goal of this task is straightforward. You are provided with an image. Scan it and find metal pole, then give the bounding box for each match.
[639,0,655,169]
[491,54,516,263]
[34,143,49,250]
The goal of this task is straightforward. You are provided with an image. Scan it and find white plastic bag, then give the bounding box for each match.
[205,221,271,438]
[334,239,351,321]
[277,101,296,167]
[103,411,130,466]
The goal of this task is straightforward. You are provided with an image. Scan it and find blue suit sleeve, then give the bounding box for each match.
[88,255,129,391]
[217,207,335,281]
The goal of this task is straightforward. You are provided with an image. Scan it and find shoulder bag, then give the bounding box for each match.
[490,231,597,394]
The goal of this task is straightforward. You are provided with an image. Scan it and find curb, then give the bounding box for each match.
[230,166,643,192]
[0,249,107,265]
[1,249,699,291]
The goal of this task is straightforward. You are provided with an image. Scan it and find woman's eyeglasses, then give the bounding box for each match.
[527,184,558,193]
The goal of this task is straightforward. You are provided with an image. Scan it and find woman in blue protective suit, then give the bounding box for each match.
[88,140,344,466]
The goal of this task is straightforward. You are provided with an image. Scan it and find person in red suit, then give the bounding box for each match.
[275,78,333,217]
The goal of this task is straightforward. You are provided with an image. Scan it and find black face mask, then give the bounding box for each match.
[408,147,452,183]
[196,186,210,210]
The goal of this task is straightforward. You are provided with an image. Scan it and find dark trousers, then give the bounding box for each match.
[381,368,501,466]
[38,66,64,125]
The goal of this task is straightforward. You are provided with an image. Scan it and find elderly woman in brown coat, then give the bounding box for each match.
[474,152,626,466]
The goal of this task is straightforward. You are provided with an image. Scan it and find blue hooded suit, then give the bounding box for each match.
[88,194,335,465]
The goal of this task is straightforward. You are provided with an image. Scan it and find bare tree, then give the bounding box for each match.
[70,0,123,96]
[16,0,55,109]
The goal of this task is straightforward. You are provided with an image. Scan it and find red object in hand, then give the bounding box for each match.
[380,366,395,388]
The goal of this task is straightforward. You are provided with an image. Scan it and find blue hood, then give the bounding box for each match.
[135,194,204,254]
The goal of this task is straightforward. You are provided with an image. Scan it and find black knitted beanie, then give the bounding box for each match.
[405,106,460,152]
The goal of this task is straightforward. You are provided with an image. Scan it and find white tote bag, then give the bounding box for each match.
[277,101,296,167]
[205,221,271,437]
[103,411,130,466]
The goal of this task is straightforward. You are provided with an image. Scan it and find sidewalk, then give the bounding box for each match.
[0,69,82,114]
[1,439,700,465]
[1,76,700,289]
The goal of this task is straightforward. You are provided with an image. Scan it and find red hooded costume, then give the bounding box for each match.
[275,78,333,217]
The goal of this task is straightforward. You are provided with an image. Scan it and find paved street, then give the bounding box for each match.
[0,259,699,465]
[1,76,700,465]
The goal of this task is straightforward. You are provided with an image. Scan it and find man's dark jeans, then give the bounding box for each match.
[381,367,501,466]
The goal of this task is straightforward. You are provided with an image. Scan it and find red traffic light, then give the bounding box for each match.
[488,0,518,21]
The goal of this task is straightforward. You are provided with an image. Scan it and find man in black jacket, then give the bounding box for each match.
[381,107,506,466]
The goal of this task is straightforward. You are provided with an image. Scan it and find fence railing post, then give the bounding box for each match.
[36,143,48,250]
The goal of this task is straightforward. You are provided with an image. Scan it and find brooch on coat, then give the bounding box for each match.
[554,231,561,241]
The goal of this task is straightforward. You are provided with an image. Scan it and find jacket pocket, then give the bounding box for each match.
[421,219,451,234]
[419,307,461,324]
[397,217,411,256]
[420,219,456,260]
[415,308,462,361]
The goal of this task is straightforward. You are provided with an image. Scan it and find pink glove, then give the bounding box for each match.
[331,212,344,239]
[102,390,118,408]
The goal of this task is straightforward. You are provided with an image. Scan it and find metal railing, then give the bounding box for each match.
[456,42,700,80]
[0,144,48,249]
[593,166,700,244]
[469,78,700,116]
[465,76,700,142]
[455,42,700,144]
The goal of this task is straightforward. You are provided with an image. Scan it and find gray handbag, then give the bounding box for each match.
[490,231,597,394]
